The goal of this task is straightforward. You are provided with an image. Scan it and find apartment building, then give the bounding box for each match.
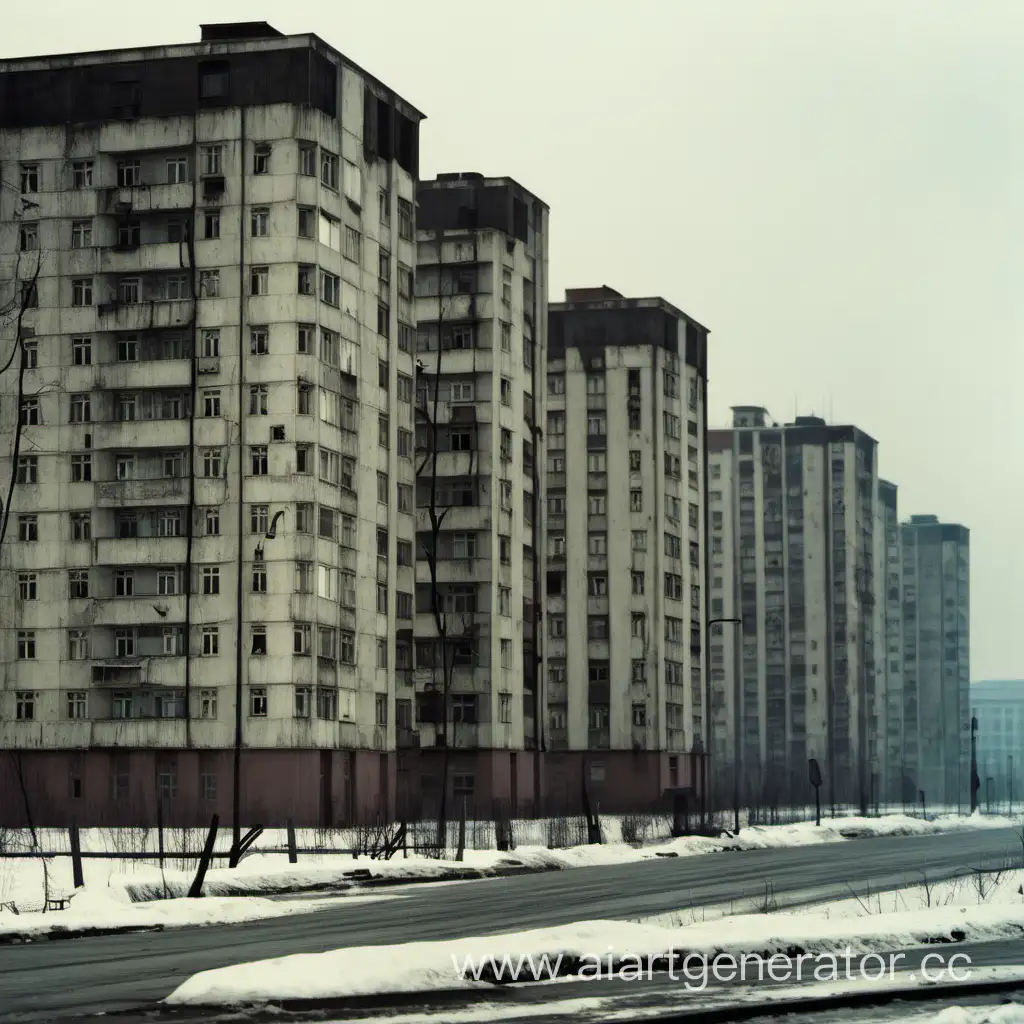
[901,514,970,807]
[545,286,710,811]
[971,680,1024,809]
[412,174,548,814]
[875,479,904,803]
[708,408,880,811]
[0,22,423,826]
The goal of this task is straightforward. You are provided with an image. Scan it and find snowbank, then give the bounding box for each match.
[0,885,367,941]
[165,900,1024,1005]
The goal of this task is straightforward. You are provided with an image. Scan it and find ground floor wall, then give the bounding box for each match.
[0,747,709,827]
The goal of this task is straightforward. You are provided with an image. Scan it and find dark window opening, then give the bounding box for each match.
[199,61,231,102]
[376,98,393,161]
[111,81,141,119]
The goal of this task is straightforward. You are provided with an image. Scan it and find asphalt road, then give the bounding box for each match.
[2,825,1022,1023]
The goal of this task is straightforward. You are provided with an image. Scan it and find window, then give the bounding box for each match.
[71,512,91,540]
[70,453,92,482]
[377,304,390,338]
[248,266,269,295]
[17,572,37,601]
[165,156,187,184]
[17,456,38,484]
[19,222,38,251]
[665,573,684,600]
[295,206,316,240]
[21,341,37,369]
[321,149,339,189]
[20,164,39,193]
[62,689,88,721]
[202,448,222,478]
[397,198,413,240]
[379,189,391,225]
[15,691,36,720]
[377,471,389,504]
[588,494,606,515]
[248,384,269,416]
[16,632,36,660]
[202,389,221,417]
[549,616,566,639]
[500,322,512,352]
[201,566,220,595]
[321,270,340,306]
[499,377,512,406]
[251,207,269,236]
[397,592,413,619]
[203,626,222,656]
[586,373,606,395]
[502,267,512,303]
[68,570,89,600]
[344,226,361,263]
[587,413,606,435]
[249,688,268,717]
[378,414,390,448]
[72,161,93,188]
[71,278,93,306]
[253,143,271,175]
[205,508,220,536]
[197,690,218,720]
[299,142,316,176]
[20,281,38,309]
[115,160,140,187]
[297,444,312,474]
[397,484,412,513]
[18,515,38,542]
[631,571,646,595]
[632,530,647,551]
[20,398,40,426]
[250,446,269,475]
[201,209,221,239]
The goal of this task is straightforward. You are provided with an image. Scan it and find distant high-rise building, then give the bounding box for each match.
[413,174,549,814]
[901,514,970,807]
[0,22,424,826]
[708,408,880,810]
[875,479,904,803]
[545,286,710,810]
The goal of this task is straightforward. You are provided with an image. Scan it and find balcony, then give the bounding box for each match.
[95,536,188,565]
[96,360,191,391]
[415,506,491,533]
[97,300,193,332]
[102,184,193,215]
[92,595,187,626]
[96,477,187,507]
[93,418,190,450]
[101,242,190,274]
[91,655,185,687]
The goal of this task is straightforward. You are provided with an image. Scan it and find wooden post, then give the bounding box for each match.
[286,819,298,865]
[456,798,467,862]
[69,824,84,889]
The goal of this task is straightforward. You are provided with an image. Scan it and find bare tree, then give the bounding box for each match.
[414,229,480,850]
[0,250,43,548]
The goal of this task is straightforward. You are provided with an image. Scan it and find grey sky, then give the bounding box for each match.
[6,0,1021,677]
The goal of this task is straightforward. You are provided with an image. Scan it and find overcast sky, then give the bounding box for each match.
[6,0,1021,679]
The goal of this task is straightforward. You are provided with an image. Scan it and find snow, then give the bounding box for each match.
[164,899,1024,1006]
[0,884,367,940]
[2,810,1013,911]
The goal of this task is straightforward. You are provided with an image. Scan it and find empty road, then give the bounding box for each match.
[2,825,1021,1022]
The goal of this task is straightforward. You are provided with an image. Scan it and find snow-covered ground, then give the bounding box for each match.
[0,885,393,941]
[164,897,1024,1005]
[2,810,1015,914]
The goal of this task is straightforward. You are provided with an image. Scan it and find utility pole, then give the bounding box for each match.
[969,715,979,814]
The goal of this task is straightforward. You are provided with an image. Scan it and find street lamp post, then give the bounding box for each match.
[705,617,742,831]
